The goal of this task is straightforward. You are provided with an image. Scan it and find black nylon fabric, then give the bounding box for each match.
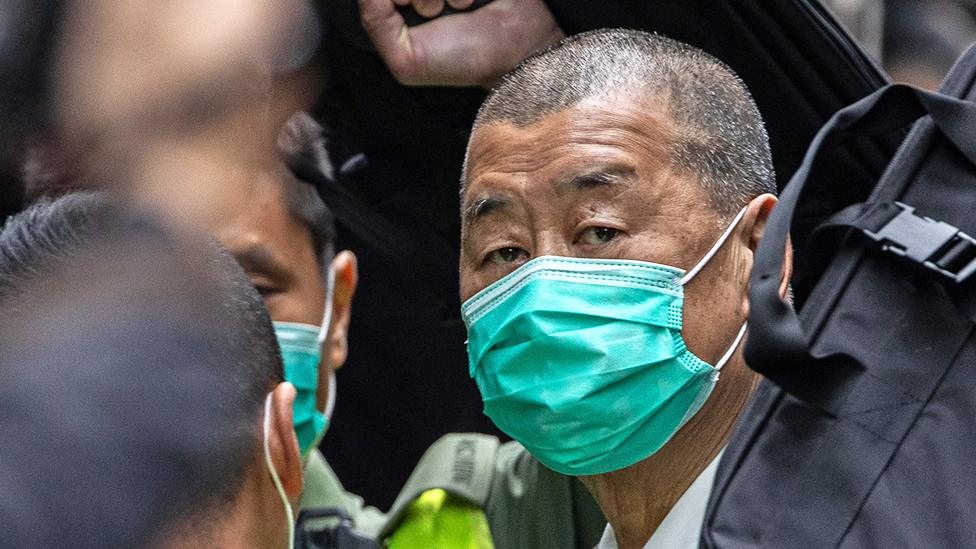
[745,83,976,412]
[839,338,976,548]
[704,45,976,548]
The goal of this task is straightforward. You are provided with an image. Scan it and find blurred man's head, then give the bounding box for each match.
[18,0,323,241]
[16,109,358,460]
[198,111,358,457]
[459,29,790,491]
[0,192,303,548]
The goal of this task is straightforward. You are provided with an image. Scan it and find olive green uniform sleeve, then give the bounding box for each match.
[485,440,606,549]
[379,433,606,549]
[300,449,388,539]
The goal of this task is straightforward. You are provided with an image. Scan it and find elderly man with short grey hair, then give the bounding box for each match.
[458,29,792,549]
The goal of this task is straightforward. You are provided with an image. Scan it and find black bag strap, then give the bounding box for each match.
[812,201,976,289]
[746,83,976,414]
[296,507,382,549]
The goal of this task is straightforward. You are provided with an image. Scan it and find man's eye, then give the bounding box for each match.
[580,227,620,245]
[254,285,277,297]
[486,247,529,265]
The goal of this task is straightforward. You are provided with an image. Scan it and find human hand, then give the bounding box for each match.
[359,0,565,88]
[396,0,479,20]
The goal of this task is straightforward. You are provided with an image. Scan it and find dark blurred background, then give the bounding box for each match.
[823,0,976,88]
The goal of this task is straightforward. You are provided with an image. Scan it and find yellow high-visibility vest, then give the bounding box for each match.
[387,489,495,549]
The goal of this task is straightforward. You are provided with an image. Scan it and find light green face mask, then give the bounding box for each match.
[462,208,748,476]
[273,268,336,458]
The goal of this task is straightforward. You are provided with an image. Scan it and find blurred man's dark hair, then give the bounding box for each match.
[0,191,116,303]
[0,192,286,548]
[277,110,338,269]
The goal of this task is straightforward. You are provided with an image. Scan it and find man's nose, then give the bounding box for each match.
[533,229,573,258]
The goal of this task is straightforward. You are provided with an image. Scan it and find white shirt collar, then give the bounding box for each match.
[594,451,723,549]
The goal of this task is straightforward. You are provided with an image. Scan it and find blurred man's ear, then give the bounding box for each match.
[268,382,303,502]
[326,250,358,370]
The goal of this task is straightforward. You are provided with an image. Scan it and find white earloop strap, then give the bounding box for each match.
[714,322,748,371]
[317,265,336,345]
[678,207,748,286]
[263,394,295,549]
[323,369,337,422]
[316,266,337,425]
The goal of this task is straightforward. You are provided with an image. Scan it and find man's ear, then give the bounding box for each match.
[325,250,358,370]
[268,382,303,501]
[741,193,793,317]
[779,238,794,301]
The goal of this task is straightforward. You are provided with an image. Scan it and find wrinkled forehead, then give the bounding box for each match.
[461,95,685,214]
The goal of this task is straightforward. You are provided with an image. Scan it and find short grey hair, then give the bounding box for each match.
[466,29,776,217]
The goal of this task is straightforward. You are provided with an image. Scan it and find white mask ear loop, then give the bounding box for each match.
[316,265,336,346]
[714,322,748,372]
[677,207,748,286]
[316,265,337,421]
[323,369,337,422]
[263,394,296,549]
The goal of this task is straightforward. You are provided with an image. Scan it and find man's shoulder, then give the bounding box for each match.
[381,433,555,513]
[380,434,605,549]
[300,450,387,538]
[485,440,606,549]
[378,433,502,539]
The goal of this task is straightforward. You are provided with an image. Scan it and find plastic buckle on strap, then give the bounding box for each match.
[862,202,976,283]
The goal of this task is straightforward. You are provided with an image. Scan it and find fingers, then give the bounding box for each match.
[360,0,400,28]
[411,0,445,18]
[359,0,426,83]
[359,0,407,60]
[404,0,564,88]
[359,0,406,49]
[446,0,475,9]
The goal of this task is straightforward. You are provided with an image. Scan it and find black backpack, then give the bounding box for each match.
[703,46,976,547]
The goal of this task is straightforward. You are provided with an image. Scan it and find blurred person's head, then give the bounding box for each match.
[14,109,358,461]
[459,29,789,542]
[0,192,303,548]
[198,111,358,459]
[0,191,116,302]
[35,0,322,231]
[52,0,320,138]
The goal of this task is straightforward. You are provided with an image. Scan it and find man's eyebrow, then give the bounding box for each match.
[555,167,636,195]
[234,244,288,279]
[463,196,512,225]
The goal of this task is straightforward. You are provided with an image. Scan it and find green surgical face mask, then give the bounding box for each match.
[273,267,336,458]
[462,208,748,476]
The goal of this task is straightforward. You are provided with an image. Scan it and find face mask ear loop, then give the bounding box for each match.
[677,207,748,286]
[316,265,336,346]
[316,266,337,424]
[714,322,748,372]
[264,394,296,549]
[322,369,337,422]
